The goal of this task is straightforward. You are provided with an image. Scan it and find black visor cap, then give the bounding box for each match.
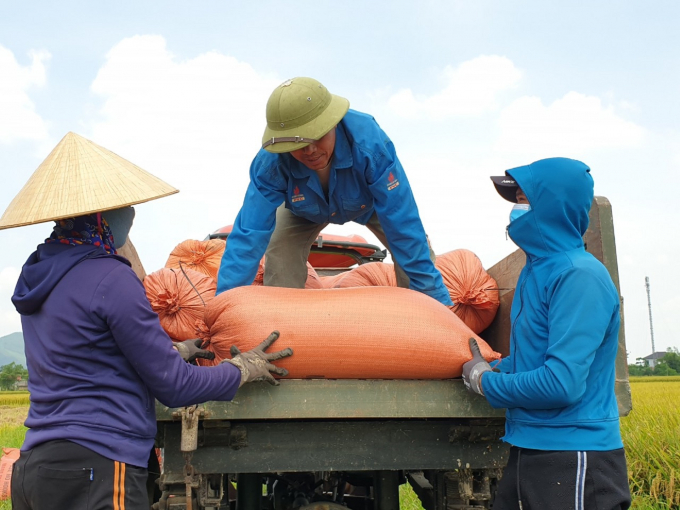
[490,175,519,203]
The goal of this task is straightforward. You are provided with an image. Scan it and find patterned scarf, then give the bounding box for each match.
[45,213,117,254]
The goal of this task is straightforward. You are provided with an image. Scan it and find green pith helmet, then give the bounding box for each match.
[261,77,350,153]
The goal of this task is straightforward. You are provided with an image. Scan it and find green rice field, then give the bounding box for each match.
[1,379,678,509]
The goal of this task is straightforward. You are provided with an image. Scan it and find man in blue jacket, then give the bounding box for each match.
[462,158,630,509]
[216,77,452,307]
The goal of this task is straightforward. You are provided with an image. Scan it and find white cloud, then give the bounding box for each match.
[493,92,645,159]
[387,55,522,119]
[90,35,280,194]
[86,35,283,274]
[0,309,21,338]
[0,266,19,292]
[0,46,50,144]
[0,267,21,337]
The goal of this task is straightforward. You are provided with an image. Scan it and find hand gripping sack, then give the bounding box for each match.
[143,267,215,341]
[435,250,500,334]
[201,286,500,379]
[165,239,226,281]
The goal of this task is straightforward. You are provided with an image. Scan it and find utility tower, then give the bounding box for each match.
[645,276,655,353]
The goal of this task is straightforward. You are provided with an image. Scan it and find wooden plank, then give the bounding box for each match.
[583,197,632,416]
[482,249,525,356]
[117,237,147,281]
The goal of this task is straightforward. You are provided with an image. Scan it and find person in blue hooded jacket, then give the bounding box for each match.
[462,158,630,509]
[215,77,453,307]
[2,132,293,510]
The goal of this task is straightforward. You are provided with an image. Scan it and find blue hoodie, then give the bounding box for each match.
[482,158,623,451]
[12,242,241,467]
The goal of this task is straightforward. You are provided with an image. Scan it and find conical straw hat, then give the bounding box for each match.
[0,132,179,230]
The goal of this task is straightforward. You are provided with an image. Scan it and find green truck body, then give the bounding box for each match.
[153,197,630,510]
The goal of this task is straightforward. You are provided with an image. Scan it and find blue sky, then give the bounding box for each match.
[1,1,679,362]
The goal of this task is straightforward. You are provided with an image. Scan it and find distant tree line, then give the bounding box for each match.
[628,348,680,376]
[0,362,29,390]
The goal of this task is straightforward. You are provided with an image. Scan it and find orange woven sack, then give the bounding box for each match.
[165,239,226,281]
[144,267,215,341]
[253,260,324,289]
[325,262,397,288]
[0,448,20,500]
[318,271,348,289]
[200,286,500,379]
[436,250,500,334]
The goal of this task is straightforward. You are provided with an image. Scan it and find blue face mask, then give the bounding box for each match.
[509,204,531,223]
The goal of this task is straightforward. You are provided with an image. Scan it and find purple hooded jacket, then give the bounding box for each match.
[12,242,241,467]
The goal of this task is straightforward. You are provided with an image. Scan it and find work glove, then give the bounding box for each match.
[461,338,492,396]
[221,331,293,387]
[174,339,215,364]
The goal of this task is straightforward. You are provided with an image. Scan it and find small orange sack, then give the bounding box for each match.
[201,286,500,379]
[144,267,216,341]
[253,260,324,289]
[324,262,397,288]
[165,239,226,281]
[435,250,500,334]
[251,257,266,285]
[0,448,20,500]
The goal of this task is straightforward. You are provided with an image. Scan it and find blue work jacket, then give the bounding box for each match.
[216,109,452,305]
[482,158,623,451]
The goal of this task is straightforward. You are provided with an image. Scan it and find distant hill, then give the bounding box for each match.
[0,332,25,367]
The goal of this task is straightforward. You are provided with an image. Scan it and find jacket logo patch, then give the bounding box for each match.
[292,186,305,203]
[387,172,400,191]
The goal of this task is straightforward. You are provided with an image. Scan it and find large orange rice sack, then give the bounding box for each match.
[144,267,215,341]
[435,250,500,334]
[200,286,500,379]
[165,239,226,281]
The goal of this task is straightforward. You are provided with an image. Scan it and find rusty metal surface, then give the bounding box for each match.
[160,419,509,474]
[584,197,632,416]
[156,379,505,421]
[482,249,526,357]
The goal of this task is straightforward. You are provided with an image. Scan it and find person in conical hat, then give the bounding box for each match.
[216,77,454,308]
[4,133,292,510]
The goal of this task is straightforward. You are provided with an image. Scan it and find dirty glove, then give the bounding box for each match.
[221,331,293,387]
[462,338,492,396]
[174,339,215,363]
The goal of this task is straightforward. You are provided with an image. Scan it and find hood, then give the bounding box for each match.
[506,158,593,259]
[12,243,130,315]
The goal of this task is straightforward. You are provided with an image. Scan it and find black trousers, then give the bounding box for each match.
[11,440,149,510]
[494,447,631,510]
